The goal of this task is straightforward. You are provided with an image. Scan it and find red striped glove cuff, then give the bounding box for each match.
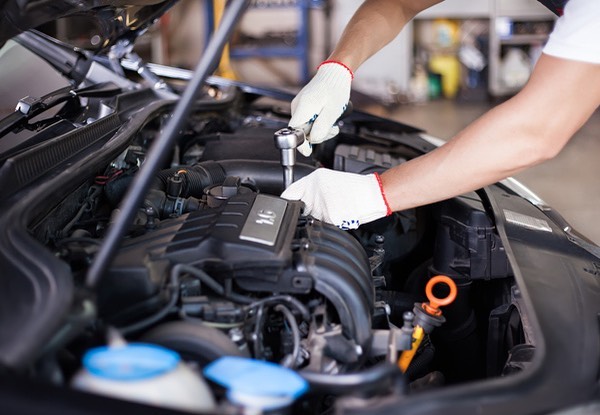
[374,172,393,216]
[318,60,354,80]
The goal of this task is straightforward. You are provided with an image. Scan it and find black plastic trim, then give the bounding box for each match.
[0,92,174,369]
[343,185,600,414]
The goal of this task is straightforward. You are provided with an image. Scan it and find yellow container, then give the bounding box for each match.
[429,55,461,99]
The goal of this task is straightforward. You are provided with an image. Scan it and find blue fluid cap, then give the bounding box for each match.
[83,343,180,381]
[204,357,308,408]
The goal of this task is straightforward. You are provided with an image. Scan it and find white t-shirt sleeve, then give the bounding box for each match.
[543,0,600,64]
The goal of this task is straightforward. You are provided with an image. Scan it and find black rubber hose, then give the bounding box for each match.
[155,160,315,198]
[174,263,245,301]
[300,362,405,395]
[244,296,310,322]
[404,342,435,380]
[275,304,300,369]
[251,305,266,360]
[217,160,316,195]
[155,161,226,197]
[104,175,134,207]
[174,264,310,320]
[104,162,224,205]
[108,159,315,205]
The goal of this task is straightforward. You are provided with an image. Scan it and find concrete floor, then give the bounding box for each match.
[363,99,600,245]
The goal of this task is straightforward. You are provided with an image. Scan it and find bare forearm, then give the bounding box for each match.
[381,54,600,212]
[329,0,441,71]
[381,105,553,211]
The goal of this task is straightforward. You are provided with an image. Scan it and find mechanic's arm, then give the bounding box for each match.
[381,53,600,211]
[290,0,442,152]
[282,54,600,229]
[328,0,443,71]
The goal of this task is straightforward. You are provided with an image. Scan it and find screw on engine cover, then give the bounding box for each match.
[145,206,157,229]
[398,311,416,351]
[228,327,248,353]
[229,327,244,342]
[291,238,311,252]
[402,311,415,327]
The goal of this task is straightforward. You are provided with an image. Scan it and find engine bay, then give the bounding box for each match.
[0,74,538,413]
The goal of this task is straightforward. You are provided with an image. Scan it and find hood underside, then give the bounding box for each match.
[0,0,176,50]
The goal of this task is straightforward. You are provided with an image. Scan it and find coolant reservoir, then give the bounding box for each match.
[71,343,216,412]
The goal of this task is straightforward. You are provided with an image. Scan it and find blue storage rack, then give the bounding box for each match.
[204,0,327,84]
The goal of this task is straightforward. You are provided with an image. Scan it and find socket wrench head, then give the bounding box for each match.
[274,127,305,150]
[274,127,306,189]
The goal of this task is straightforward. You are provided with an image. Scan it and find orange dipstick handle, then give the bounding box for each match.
[422,275,457,316]
[399,275,457,372]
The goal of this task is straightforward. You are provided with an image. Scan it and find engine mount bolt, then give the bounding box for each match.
[145,206,157,229]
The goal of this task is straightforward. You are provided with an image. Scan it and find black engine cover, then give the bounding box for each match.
[100,192,373,347]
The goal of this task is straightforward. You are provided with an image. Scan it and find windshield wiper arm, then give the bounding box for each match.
[0,83,122,137]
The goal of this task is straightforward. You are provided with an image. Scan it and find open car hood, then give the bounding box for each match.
[0,0,176,50]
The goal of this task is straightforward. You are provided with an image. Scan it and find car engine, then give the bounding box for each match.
[0,63,525,413]
[0,5,598,408]
[102,186,374,366]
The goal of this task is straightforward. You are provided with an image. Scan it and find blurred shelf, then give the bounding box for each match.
[499,34,551,44]
[249,0,326,8]
[205,0,328,83]
[230,45,306,58]
[489,3,555,96]
[408,0,555,97]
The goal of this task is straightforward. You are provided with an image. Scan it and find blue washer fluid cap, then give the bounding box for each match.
[83,343,181,381]
[204,357,308,407]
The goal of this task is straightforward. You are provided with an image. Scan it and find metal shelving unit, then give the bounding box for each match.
[412,0,555,97]
[489,14,555,95]
[205,0,328,84]
[488,0,555,96]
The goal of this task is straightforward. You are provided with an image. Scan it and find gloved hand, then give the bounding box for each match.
[289,61,353,156]
[281,169,392,230]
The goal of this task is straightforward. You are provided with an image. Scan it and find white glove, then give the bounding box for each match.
[281,169,392,230]
[289,61,353,156]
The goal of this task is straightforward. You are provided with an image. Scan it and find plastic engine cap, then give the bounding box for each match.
[203,357,308,407]
[83,343,180,381]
